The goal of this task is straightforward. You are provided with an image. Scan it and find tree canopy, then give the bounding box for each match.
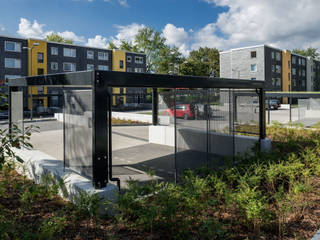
[180,47,220,77]
[292,47,319,59]
[107,27,220,76]
[45,33,73,44]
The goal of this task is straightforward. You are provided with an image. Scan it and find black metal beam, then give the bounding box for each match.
[92,71,108,188]
[9,70,264,89]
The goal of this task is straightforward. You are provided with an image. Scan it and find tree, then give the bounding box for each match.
[46,33,73,44]
[292,47,319,59]
[134,27,166,73]
[119,40,139,53]
[107,41,118,50]
[180,47,220,77]
[156,45,184,74]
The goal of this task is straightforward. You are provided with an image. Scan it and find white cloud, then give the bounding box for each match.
[196,0,320,51]
[17,18,46,38]
[111,23,145,47]
[0,27,5,31]
[17,18,85,43]
[118,0,128,7]
[162,24,190,56]
[86,35,109,48]
[58,31,85,43]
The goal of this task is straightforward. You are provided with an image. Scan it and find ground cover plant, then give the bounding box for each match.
[2,122,320,239]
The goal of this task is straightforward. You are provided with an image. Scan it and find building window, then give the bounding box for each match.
[288,61,291,69]
[127,56,132,62]
[302,80,306,87]
[120,60,124,69]
[292,79,297,87]
[298,58,301,65]
[37,68,44,75]
[127,67,132,72]
[250,51,256,58]
[5,58,21,68]
[288,73,291,81]
[275,65,281,73]
[51,47,58,55]
[302,69,306,77]
[276,52,281,61]
[271,51,275,59]
[63,48,76,57]
[38,86,44,94]
[272,78,281,87]
[292,56,296,64]
[98,52,108,60]
[5,41,21,52]
[292,68,296,75]
[98,65,109,71]
[135,56,144,64]
[135,68,144,73]
[87,64,94,70]
[302,58,306,66]
[298,69,301,76]
[272,65,275,72]
[37,53,44,63]
[51,62,58,71]
[87,50,94,59]
[250,64,257,72]
[63,62,76,72]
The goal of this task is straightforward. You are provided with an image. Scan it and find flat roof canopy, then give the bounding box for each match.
[8,70,265,89]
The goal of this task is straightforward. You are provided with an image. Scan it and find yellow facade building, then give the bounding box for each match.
[282,50,292,103]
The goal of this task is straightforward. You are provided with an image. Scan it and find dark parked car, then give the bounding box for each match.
[265,99,280,110]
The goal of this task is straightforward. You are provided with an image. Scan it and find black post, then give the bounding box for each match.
[267,97,270,125]
[152,88,158,125]
[92,72,109,189]
[259,88,266,139]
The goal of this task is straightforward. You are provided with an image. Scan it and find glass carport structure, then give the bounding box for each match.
[8,71,265,189]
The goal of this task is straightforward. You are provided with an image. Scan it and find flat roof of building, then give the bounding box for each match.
[220,44,283,54]
[0,35,145,55]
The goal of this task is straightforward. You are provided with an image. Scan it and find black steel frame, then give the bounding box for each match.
[8,70,265,189]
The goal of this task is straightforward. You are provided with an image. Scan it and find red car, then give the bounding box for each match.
[163,104,195,120]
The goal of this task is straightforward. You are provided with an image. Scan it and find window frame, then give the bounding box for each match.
[87,50,94,59]
[63,62,76,72]
[250,51,257,58]
[87,64,94,71]
[5,58,21,69]
[37,52,44,63]
[51,47,58,55]
[98,52,108,61]
[51,62,58,71]
[5,41,21,52]
[250,64,257,72]
[63,48,76,57]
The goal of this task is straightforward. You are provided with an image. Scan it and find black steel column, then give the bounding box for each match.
[289,97,292,122]
[174,89,177,185]
[152,88,158,125]
[259,88,266,139]
[92,72,108,188]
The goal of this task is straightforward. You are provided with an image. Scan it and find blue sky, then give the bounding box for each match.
[1,0,320,55]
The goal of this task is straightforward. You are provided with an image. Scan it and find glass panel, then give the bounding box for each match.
[64,89,93,178]
[176,89,208,177]
[11,91,24,133]
[208,88,234,168]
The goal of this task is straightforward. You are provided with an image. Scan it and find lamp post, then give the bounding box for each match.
[23,42,39,120]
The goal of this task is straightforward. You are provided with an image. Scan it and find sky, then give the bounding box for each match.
[0,0,320,56]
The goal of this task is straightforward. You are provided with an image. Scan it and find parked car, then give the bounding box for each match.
[163,104,195,119]
[265,99,280,110]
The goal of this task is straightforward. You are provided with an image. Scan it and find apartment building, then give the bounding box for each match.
[0,35,146,112]
[220,45,320,95]
[220,45,283,91]
[0,36,28,85]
